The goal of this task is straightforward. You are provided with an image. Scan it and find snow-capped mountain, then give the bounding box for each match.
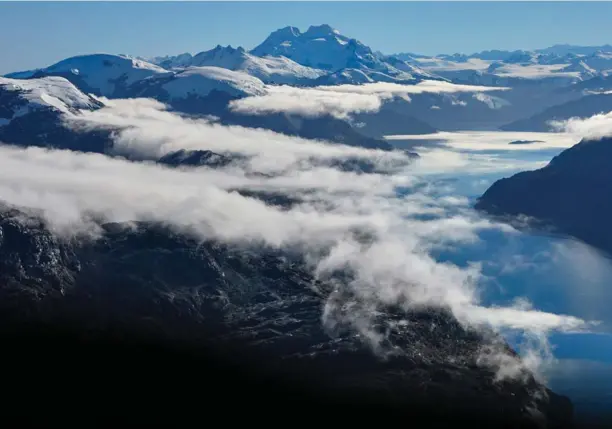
[402,55,583,86]
[467,50,529,62]
[536,44,612,57]
[6,54,168,98]
[311,68,376,85]
[152,45,327,85]
[390,45,612,132]
[191,46,327,84]
[7,25,611,135]
[250,24,356,70]
[572,52,612,76]
[145,25,439,85]
[159,66,266,99]
[250,24,437,83]
[395,46,612,87]
[560,59,599,79]
[0,76,110,152]
[0,69,395,153]
[566,74,612,94]
[128,66,266,101]
[387,46,612,126]
[148,52,194,69]
[0,76,102,126]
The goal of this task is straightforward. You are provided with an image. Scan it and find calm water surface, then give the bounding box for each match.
[390,134,612,418]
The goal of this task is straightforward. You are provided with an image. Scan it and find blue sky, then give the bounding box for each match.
[2,1,612,74]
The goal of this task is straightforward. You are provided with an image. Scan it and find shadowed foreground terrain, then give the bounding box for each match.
[0,204,574,427]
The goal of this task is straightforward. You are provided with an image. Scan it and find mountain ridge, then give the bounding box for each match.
[476,135,612,255]
[0,202,575,427]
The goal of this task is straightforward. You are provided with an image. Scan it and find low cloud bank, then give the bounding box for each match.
[550,110,612,140]
[229,80,509,119]
[66,98,410,175]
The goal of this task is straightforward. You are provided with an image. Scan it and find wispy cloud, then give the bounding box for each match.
[386,130,579,152]
[550,110,612,140]
[229,80,508,119]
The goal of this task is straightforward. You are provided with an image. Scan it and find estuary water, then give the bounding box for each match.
[387,131,612,420]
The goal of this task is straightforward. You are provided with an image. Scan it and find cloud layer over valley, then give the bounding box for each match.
[229,81,509,119]
[0,96,595,380]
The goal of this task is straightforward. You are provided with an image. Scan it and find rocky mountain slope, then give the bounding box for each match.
[0,76,112,152]
[476,136,612,255]
[0,203,573,427]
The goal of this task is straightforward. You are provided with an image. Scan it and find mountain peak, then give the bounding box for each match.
[0,76,102,122]
[263,25,301,43]
[277,26,301,37]
[251,24,367,71]
[191,45,249,70]
[249,23,435,81]
[304,24,340,38]
[211,45,245,54]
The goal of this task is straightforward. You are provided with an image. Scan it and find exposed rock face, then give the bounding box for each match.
[476,136,612,254]
[157,149,234,168]
[0,206,80,305]
[0,204,573,427]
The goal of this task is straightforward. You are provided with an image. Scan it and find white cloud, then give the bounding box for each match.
[229,86,384,119]
[66,97,410,175]
[491,63,580,80]
[229,80,508,119]
[549,110,612,140]
[1,97,596,382]
[386,130,579,152]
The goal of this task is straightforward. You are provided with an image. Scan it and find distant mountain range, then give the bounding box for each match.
[7,25,612,134]
[3,25,459,144]
[150,44,327,85]
[394,44,612,76]
[388,44,612,131]
[4,23,612,137]
[152,24,440,84]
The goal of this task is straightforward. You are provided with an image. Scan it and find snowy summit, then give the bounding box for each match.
[6,54,168,97]
[0,76,101,126]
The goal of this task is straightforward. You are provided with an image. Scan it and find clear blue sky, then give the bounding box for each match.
[2,1,612,74]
